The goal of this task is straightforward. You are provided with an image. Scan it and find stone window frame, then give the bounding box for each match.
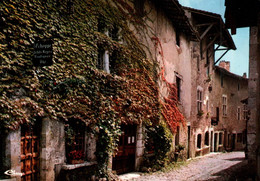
[222,95,227,116]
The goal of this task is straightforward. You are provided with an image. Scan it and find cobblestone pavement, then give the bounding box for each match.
[120,152,251,181]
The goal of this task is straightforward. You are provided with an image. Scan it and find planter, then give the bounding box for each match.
[69,159,84,164]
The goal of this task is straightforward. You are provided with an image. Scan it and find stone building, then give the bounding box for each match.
[0,0,197,180]
[184,7,236,158]
[211,61,248,152]
[225,0,260,179]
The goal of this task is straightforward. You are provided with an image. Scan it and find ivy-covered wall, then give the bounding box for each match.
[0,0,189,178]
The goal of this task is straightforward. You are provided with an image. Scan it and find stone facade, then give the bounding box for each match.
[184,7,236,158]
[140,0,193,156]
[212,63,248,152]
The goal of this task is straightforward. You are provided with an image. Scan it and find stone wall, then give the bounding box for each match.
[0,129,21,181]
[248,26,260,177]
[40,118,65,181]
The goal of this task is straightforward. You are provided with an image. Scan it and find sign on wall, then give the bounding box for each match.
[33,39,53,66]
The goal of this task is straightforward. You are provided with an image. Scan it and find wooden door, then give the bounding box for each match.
[112,124,136,174]
[21,124,40,181]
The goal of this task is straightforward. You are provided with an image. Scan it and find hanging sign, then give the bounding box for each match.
[33,39,53,66]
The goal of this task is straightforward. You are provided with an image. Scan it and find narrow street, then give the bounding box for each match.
[119,152,249,181]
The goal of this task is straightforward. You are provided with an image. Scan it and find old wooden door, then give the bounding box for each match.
[21,124,40,181]
[112,124,136,174]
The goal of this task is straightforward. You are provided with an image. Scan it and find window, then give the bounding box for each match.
[222,95,227,116]
[197,134,202,149]
[237,107,241,121]
[197,56,200,71]
[134,0,145,16]
[219,133,223,145]
[237,133,243,143]
[221,75,224,87]
[243,104,248,120]
[197,90,203,114]
[65,120,86,164]
[97,24,119,74]
[176,76,181,101]
[204,131,209,146]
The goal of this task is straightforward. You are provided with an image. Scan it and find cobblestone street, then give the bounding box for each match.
[119,152,252,181]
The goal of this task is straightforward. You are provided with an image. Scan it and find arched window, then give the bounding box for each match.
[205,131,209,146]
[197,134,202,149]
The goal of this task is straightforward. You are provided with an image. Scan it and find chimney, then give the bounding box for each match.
[243,73,247,78]
[219,61,230,71]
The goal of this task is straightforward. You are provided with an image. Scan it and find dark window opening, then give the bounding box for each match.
[237,133,243,143]
[65,119,86,164]
[219,133,223,145]
[197,56,200,71]
[221,75,224,87]
[134,0,145,16]
[109,26,119,41]
[97,48,104,70]
[197,134,202,149]
[176,76,181,101]
[205,131,209,146]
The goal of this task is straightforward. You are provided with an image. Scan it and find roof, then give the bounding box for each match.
[153,0,199,41]
[183,7,236,50]
[215,66,248,81]
[225,0,260,32]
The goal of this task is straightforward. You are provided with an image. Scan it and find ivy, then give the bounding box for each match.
[0,0,185,177]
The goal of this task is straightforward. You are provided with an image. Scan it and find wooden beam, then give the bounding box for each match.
[202,33,220,54]
[214,49,230,65]
[200,23,214,40]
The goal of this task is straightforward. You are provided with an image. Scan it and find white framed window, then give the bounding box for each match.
[197,90,203,114]
[222,95,227,116]
[237,107,241,121]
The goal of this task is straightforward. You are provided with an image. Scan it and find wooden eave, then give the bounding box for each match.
[153,0,199,41]
[184,7,236,50]
[225,0,259,32]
